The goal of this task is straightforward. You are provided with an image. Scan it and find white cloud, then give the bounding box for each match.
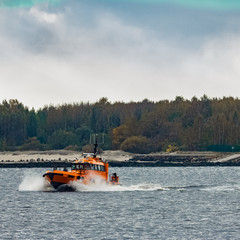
[29,7,58,23]
[0,2,240,109]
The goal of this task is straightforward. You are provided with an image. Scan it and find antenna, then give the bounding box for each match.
[93,134,98,155]
[90,133,104,155]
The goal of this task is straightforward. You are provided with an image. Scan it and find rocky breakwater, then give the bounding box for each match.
[108,152,240,167]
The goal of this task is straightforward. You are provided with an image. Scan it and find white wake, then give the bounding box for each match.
[70,181,168,192]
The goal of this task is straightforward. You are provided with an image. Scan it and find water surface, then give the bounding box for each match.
[1,167,240,239]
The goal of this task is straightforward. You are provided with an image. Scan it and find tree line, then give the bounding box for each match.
[1,96,240,153]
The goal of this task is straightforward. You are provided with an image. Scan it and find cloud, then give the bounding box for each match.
[29,7,58,23]
[0,1,240,109]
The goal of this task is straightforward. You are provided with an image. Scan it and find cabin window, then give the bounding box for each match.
[98,165,104,171]
[90,164,105,171]
[79,164,84,170]
[84,163,90,170]
[71,164,76,170]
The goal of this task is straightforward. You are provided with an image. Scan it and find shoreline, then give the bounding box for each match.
[0,150,240,167]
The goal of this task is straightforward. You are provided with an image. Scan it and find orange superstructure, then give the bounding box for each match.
[43,137,120,191]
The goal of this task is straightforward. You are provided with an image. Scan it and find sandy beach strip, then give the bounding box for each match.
[0,150,133,163]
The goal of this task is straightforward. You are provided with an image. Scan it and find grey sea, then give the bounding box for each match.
[1,167,240,239]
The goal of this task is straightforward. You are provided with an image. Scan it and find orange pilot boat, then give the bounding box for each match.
[43,137,120,191]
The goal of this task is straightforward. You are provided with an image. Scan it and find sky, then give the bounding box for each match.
[1,0,240,109]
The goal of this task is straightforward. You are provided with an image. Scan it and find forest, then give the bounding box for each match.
[0,96,240,153]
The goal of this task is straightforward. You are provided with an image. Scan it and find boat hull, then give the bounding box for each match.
[43,172,76,190]
[56,184,75,192]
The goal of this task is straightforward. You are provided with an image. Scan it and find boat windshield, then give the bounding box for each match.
[71,163,105,171]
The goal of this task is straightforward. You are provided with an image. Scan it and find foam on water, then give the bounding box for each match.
[167,183,240,192]
[202,184,240,192]
[71,181,168,192]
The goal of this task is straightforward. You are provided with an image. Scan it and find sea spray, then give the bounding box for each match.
[18,174,53,191]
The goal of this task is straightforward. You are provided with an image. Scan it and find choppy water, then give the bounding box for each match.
[1,167,240,239]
